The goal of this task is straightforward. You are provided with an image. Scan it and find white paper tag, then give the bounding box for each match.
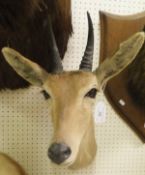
[94,101,106,124]
[119,99,126,106]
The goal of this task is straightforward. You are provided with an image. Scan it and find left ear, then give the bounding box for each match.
[95,32,145,90]
[2,47,48,86]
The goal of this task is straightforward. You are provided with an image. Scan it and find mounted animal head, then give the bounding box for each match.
[1,12,144,169]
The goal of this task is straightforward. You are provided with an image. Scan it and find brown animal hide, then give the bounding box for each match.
[0,0,72,89]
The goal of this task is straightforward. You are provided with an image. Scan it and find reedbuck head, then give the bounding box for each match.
[2,13,144,169]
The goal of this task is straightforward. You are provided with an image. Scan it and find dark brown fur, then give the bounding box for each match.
[128,41,145,107]
[0,0,72,89]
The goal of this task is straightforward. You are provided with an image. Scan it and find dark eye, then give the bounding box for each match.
[41,90,50,100]
[85,88,97,98]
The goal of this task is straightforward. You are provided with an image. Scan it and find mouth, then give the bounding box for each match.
[61,159,74,167]
[49,157,73,168]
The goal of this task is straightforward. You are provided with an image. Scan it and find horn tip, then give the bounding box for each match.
[87,11,91,19]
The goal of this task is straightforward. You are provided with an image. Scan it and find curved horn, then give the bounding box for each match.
[79,12,94,71]
[47,16,63,73]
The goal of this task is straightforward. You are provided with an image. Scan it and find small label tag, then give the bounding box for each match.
[94,101,106,124]
[119,99,126,106]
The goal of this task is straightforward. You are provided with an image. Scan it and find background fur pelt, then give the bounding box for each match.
[128,40,145,107]
[0,0,72,89]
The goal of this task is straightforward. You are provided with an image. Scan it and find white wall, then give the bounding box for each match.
[0,0,145,175]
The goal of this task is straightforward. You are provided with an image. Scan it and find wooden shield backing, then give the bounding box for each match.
[99,11,145,142]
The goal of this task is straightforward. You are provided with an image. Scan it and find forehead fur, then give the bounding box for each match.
[43,71,97,97]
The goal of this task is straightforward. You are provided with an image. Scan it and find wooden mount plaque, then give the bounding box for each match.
[99,11,145,142]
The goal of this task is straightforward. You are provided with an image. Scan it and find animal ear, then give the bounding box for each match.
[95,32,145,90]
[2,47,48,86]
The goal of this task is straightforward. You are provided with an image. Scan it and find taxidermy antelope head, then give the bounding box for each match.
[1,12,145,169]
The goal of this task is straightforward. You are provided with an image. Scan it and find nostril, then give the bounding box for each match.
[63,147,71,157]
[48,143,71,164]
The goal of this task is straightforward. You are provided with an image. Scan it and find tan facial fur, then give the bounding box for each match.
[0,153,27,175]
[1,32,145,170]
[43,71,98,168]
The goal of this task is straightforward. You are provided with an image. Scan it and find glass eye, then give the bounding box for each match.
[41,90,50,100]
[85,88,97,98]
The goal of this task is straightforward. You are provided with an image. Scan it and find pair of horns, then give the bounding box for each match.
[51,12,94,73]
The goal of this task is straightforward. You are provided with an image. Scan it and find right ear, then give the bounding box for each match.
[2,47,48,86]
[95,32,145,89]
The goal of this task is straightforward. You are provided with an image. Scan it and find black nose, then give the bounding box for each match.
[48,143,71,164]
